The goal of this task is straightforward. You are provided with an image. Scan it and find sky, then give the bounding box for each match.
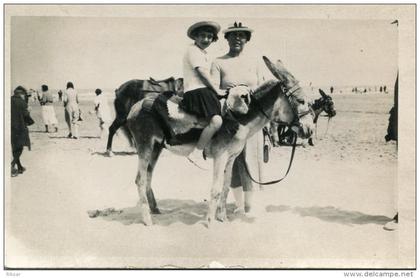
[10,15,398,91]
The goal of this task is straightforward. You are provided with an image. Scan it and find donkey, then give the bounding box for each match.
[106,77,183,156]
[271,88,336,147]
[126,57,314,226]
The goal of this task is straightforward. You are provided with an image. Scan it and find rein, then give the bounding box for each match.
[241,132,297,185]
[241,83,306,185]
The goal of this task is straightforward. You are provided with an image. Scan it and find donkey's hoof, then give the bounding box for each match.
[308,138,314,146]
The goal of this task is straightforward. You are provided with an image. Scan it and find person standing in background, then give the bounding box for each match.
[63,82,80,139]
[211,22,266,214]
[90,88,112,139]
[11,86,34,177]
[39,84,58,133]
[58,90,63,102]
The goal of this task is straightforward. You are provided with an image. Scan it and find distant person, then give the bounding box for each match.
[379,86,383,92]
[383,74,398,231]
[63,82,80,139]
[90,88,112,139]
[40,85,58,133]
[385,75,398,142]
[58,90,63,102]
[383,85,387,93]
[363,88,367,93]
[330,86,334,94]
[11,86,34,177]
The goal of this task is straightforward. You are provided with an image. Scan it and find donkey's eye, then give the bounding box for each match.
[241,95,250,105]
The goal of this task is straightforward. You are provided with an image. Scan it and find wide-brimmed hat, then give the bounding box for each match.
[223,22,253,35]
[14,86,27,96]
[187,21,221,39]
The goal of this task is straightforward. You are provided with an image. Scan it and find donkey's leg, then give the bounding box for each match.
[135,158,153,226]
[146,143,163,214]
[206,152,229,225]
[106,118,125,155]
[216,156,235,222]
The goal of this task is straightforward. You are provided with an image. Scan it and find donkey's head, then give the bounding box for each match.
[318,89,336,118]
[263,56,314,139]
[226,85,251,115]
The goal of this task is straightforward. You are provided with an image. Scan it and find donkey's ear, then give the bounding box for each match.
[263,56,287,82]
[319,89,327,98]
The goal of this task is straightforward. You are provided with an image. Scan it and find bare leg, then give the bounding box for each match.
[196,115,222,150]
[244,191,253,213]
[232,187,244,213]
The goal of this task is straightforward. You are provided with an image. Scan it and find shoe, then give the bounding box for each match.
[187,149,209,170]
[383,219,398,231]
[11,168,19,177]
[17,167,26,174]
[67,133,72,138]
[233,206,245,214]
[72,136,78,139]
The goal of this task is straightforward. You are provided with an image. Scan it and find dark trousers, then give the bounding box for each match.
[230,149,253,192]
[12,147,24,170]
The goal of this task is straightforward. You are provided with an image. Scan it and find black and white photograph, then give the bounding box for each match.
[4,4,415,270]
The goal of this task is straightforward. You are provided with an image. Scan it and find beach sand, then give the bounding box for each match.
[5,91,409,269]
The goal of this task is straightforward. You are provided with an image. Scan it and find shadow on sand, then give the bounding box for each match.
[266,205,392,226]
[91,151,137,157]
[88,199,254,226]
[48,135,100,139]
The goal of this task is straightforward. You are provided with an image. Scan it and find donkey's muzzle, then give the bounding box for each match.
[291,120,314,139]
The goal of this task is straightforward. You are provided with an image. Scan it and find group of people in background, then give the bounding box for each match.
[351,85,388,94]
[10,82,112,177]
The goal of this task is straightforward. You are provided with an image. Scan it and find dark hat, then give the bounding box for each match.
[95,88,102,95]
[14,86,27,95]
[187,21,221,39]
[41,84,48,91]
[223,22,254,35]
[66,82,74,89]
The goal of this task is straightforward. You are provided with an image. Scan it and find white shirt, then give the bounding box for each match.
[183,44,211,92]
[211,52,263,90]
[93,94,111,123]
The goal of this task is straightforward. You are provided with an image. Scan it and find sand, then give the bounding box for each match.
[5,92,410,269]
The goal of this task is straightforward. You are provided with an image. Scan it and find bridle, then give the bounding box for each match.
[254,82,314,129]
[241,82,313,186]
